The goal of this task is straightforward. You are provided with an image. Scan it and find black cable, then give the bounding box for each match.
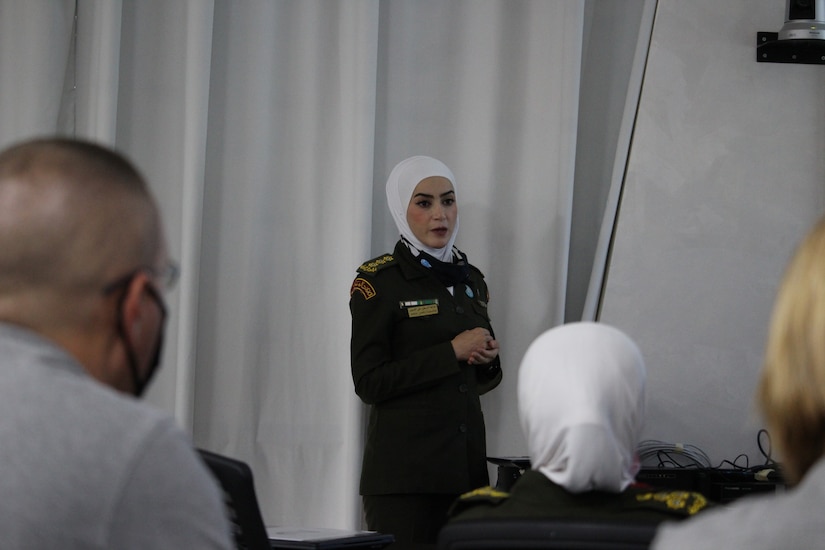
[714,454,749,470]
[757,428,776,465]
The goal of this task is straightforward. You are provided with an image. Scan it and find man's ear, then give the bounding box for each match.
[83,271,153,394]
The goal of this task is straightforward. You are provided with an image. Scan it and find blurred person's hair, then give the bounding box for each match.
[759,214,825,485]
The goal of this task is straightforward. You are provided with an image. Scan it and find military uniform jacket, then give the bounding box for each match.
[350,241,502,496]
[448,470,712,524]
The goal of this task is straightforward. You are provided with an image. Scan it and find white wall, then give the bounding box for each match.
[567,0,647,322]
[601,0,825,466]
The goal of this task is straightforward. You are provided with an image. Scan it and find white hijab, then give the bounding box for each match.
[518,322,646,493]
[385,155,459,262]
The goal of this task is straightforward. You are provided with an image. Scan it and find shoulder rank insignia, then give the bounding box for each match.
[635,490,710,516]
[448,486,510,517]
[350,278,377,300]
[458,486,510,503]
[357,254,396,274]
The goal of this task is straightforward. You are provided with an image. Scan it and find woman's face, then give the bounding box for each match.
[406,175,457,249]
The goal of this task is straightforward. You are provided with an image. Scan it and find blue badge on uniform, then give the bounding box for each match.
[420,258,432,268]
[465,285,474,298]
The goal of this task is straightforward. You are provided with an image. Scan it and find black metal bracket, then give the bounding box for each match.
[757,32,825,64]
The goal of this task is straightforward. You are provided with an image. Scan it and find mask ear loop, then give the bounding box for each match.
[140,282,168,392]
[104,270,169,397]
[111,275,146,397]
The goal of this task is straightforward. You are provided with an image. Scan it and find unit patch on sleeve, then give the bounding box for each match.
[351,277,377,300]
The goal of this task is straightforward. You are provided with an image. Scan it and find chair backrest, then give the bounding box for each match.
[437,518,659,550]
[197,449,272,550]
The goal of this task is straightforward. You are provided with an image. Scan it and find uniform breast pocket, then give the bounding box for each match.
[395,302,457,346]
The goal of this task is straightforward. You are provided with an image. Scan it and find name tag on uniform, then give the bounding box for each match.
[400,299,439,318]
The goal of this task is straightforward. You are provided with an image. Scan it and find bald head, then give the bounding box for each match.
[0,138,162,328]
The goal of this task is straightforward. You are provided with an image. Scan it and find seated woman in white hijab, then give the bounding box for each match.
[447,322,711,523]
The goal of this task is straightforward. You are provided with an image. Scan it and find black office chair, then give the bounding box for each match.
[437,517,659,550]
[198,449,272,550]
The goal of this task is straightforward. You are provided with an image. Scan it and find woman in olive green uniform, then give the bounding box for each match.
[349,156,502,545]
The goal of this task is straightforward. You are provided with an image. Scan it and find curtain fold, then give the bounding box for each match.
[373,0,584,462]
[113,0,216,433]
[75,0,122,142]
[0,0,588,531]
[194,0,381,527]
[0,0,75,147]
[169,0,216,430]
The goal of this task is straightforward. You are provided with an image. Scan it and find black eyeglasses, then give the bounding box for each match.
[149,260,180,291]
[103,259,180,295]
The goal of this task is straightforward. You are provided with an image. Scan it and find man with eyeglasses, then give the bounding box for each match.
[0,137,232,549]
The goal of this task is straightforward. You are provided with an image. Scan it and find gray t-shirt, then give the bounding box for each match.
[0,323,233,549]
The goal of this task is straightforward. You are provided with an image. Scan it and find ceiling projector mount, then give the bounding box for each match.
[757,0,825,64]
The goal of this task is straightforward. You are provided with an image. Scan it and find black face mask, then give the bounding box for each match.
[115,282,168,398]
[416,248,471,287]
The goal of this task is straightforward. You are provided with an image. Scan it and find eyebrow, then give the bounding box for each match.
[412,190,456,199]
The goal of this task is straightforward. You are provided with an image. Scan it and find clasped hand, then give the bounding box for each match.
[451,327,500,366]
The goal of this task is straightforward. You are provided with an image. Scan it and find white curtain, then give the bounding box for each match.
[0,0,585,530]
[0,0,75,135]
